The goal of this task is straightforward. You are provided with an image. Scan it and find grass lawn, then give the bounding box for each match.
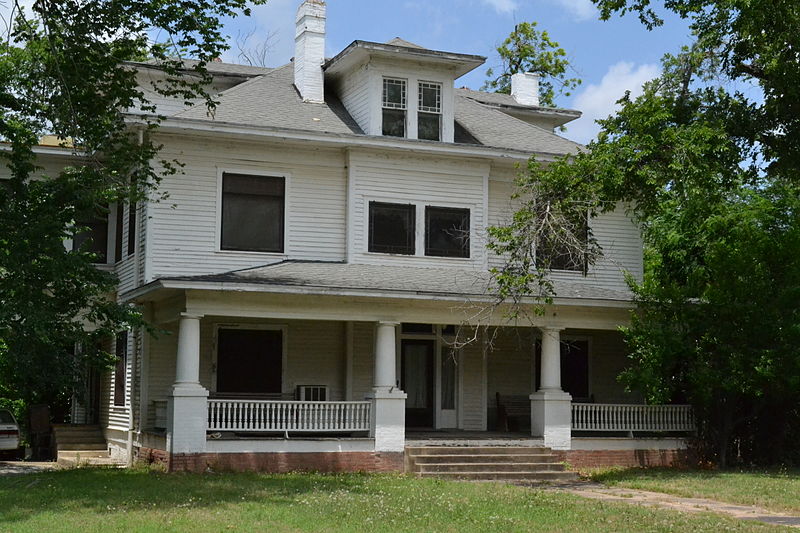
[0,468,791,532]
[591,468,800,514]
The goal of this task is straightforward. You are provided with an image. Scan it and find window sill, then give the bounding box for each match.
[215,250,289,259]
[363,251,473,262]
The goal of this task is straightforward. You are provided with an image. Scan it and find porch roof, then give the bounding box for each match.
[131,260,634,306]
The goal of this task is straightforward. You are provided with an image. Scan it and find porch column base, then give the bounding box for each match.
[366,389,407,452]
[530,391,572,450]
[167,384,209,455]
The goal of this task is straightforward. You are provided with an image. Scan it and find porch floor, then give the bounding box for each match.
[405,430,545,447]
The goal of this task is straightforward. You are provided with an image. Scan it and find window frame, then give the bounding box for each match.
[127,202,137,257]
[418,81,442,142]
[382,77,408,138]
[211,323,289,395]
[72,208,110,265]
[424,205,471,258]
[536,211,590,274]
[114,331,128,407]
[216,168,290,256]
[368,201,417,255]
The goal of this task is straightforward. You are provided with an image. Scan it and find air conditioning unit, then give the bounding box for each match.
[296,385,328,401]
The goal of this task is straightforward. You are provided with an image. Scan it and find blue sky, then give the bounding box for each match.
[221,0,694,144]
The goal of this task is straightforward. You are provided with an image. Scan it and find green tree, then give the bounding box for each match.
[484,22,582,107]
[0,0,265,416]
[490,11,800,463]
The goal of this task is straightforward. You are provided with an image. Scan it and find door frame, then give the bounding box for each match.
[397,325,461,429]
[211,323,289,395]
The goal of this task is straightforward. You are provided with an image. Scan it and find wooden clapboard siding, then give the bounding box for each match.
[348,149,489,268]
[460,333,486,431]
[351,322,375,401]
[333,62,371,134]
[488,172,643,292]
[486,328,534,427]
[144,135,347,281]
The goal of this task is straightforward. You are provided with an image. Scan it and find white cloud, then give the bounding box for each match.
[565,61,660,144]
[480,0,518,14]
[552,0,597,21]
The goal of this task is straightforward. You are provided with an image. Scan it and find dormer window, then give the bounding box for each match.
[382,78,406,137]
[418,81,442,141]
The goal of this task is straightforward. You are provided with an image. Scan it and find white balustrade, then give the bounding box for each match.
[207,400,371,433]
[571,403,695,432]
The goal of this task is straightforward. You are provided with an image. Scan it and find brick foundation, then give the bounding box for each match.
[136,446,169,466]
[164,451,404,473]
[554,449,696,470]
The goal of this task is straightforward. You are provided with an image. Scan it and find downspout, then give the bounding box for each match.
[126,125,145,467]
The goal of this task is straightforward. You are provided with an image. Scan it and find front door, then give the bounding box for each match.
[401,339,434,428]
[216,328,282,394]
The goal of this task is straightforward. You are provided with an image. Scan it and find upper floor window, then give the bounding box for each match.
[368,201,415,255]
[73,210,109,263]
[382,78,406,138]
[425,206,470,258]
[418,81,442,141]
[221,173,285,253]
[537,213,588,273]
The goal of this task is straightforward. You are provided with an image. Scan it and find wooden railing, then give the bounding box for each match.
[207,399,372,433]
[571,403,695,432]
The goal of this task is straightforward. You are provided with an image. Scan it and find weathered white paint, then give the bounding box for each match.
[374,321,399,390]
[168,314,209,454]
[207,438,375,454]
[571,437,688,451]
[511,72,540,107]
[530,390,572,449]
[294,0,326,103]
[572,403,695,432]
[207,399,371,433]
[539,327,563,391]
[367,389,406,452]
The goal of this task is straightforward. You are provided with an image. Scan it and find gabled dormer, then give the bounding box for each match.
[322,39,484,143]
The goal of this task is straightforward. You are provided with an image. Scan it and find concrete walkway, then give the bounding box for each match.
[531,482,800,528]
[0,461,57,476]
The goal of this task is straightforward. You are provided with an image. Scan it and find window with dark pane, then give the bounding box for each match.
[368,202,415,254]
[401,323,434,334]
[221,173,284,253]
[382,78,406,137]
[72,210,109,263]
[114,331,127,407]
[537,212,588,273]
[127,202,137,256]
[418,81,441,141]
[425,206,470,258]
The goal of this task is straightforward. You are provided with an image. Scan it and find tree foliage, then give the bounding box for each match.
[0,0,264,413]
[483,22,582,107]
[492,3,800,465]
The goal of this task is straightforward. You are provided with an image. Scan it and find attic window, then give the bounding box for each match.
[418,81,442,141]
[382,78,406,137]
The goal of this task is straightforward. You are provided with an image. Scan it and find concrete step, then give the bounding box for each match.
[57,455,125,468]
[55,442,108,451]
[57,450,110,459]
[418,470,578,481]
[406,446,550,455]
[54,434,105,444]
[412,453,560,464]
[417,462,566,473]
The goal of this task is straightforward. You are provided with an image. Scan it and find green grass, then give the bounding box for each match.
[591,468,800,514]
[0,468,790,532]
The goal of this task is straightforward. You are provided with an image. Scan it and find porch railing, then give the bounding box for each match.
[571,403,695,432]
[207,399,372,433]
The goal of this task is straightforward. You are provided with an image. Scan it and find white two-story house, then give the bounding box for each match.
[30,0,695,472]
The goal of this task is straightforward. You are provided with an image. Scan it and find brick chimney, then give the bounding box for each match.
[294,0,326,103]
[511,72,540,107]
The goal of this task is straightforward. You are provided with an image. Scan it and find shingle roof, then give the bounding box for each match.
[166,61,581,156]
[175,65,363,135]
[133,58,272,77]
[455,96,581,154]
[163,261,633,302]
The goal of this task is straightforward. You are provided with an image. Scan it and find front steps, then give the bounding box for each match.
[406,446,578,482]
[52,424,124,468]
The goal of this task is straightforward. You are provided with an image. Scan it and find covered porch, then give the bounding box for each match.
[130,262,693,471]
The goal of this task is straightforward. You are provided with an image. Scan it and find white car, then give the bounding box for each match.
[0,409,20,456]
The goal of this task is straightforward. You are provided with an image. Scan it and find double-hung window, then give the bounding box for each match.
[368,201,415,255]
[221,173,285,253]
[425,206,470,258]
[418,82,442,141]
[382,78,407,137]
[72,210,109,263]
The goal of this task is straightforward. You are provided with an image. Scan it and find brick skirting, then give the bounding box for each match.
[144,450,405,473]
[554,449,695,469]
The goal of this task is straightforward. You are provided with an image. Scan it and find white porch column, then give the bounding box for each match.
[167,313,209,455]
[365,321,406,452]
[530,327,572,449]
